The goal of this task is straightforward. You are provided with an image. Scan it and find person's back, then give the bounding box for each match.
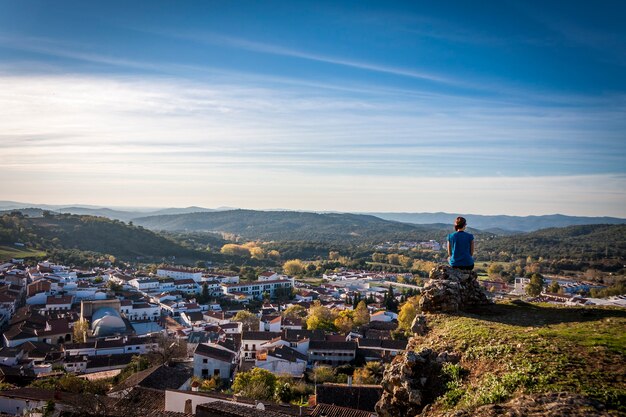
[447,217,474,270]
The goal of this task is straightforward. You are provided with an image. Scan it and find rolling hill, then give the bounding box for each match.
[478,224,626,263]
[0,212,202,261]
[132,209,457,243]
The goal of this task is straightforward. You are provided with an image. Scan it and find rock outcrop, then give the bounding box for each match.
[376,345,459,417]
[419,265,491,313]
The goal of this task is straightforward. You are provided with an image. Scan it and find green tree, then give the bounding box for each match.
[547,281,560,293]
[282,305,307,320]
[234,310,260,331]
[232,368,277,400]
[526,273,545,296]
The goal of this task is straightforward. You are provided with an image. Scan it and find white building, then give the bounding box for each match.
[193,343,237,380]
[221,277,294,300]
[129,278,159,291]
[157,267,203,282]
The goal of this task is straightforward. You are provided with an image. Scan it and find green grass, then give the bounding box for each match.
[413,302,626,414]
[0,245,47,260]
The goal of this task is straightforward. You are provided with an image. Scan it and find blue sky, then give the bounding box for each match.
[0,0,625,216]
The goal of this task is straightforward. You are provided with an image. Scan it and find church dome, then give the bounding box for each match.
[91,307,126,337]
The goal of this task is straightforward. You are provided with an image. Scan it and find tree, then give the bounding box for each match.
[397,299,418,332]
[283,259,306,275]
[232,368,277,400]
[220,244,251,257]
[526,273,545,296]
[282,305,307,320]
[387,254,400,265]
[234,310,260,331]
[334,310,354,333]
[268,250,281,260]
[250,246,266,260]
[353,301,370,327]
[488,263,504,277]
[329,251,340,260]
[306,301,337,331]
[72,319,89,343]
[372,252,386,263]
[547,281,560,293]
[385,285,398,312]
[310,366,335,383]
[353,368,376,384]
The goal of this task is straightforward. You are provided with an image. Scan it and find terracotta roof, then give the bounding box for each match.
[110,364,192,393]
[311,404,374,417]
[196,401,292,417]
[309,341,356,351]
[46,295,73,305]
[316,384,382,412]
[195,343,236,362]
[242,331,281,341]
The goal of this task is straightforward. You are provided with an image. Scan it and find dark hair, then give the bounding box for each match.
[454,216,467,231]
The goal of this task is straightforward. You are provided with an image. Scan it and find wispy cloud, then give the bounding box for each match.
[141,29,462,86]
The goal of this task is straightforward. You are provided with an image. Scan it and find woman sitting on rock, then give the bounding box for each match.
[447,216,474,270]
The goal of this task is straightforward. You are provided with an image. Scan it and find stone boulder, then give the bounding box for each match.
[419,265,491,313]
[376,347,458,417]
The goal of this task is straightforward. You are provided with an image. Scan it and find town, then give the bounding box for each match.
[1,254,624,417]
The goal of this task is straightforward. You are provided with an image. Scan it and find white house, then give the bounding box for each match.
[255,345,307,377]
[44,295,73,311]
[129,278,159,291]
[193,343,236,380]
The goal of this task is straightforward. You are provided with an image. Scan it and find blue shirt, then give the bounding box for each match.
[448,231,474,267]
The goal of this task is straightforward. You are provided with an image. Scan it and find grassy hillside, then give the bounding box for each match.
[133,209,455,243]
[416,302,626,416]
[0,245,47,260]
[0,212,203,261]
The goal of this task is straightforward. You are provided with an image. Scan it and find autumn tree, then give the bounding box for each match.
[220,244,251,257]
[353,301,370,327]
[397,298,418,332]
[306,301,337,331]
[334,310,354,333]
[250,246,266,260]
[72,319,89,343]
[268,250,281,260]
[387,254,400,265]
[329,251,340,260]
[283,259,305,276]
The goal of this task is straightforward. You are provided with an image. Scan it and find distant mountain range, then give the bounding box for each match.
[1,200,624,234]
[366,212,626,233]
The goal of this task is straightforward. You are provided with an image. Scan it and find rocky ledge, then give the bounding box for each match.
[419,265,491,313]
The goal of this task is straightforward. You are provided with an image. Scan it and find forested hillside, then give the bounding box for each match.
[478,224,626,269]
[0,212,203,261]
[133,209,454,243]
